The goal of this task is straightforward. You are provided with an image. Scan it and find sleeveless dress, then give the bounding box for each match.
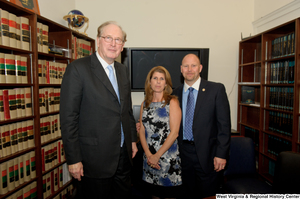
[142,101,182,189]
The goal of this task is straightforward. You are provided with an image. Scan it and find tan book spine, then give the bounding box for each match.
[38,59,42,84]
[14,157,20,188]
[42,175,47,198]
[0,161,8,195]
[5,54,16,83]
[23,152,31,182]
[42,24,49,53]
[30,181,37,199]
[16,189,23,199]
[27,120,34,148]
[54,141,58,165]
[18,155,24,185]
[49,87,54,112]
[8,89,17,119]
[39,88,45,114]
[46,173,51,197]
[20,16,30,51]
[17,122,23,151]
[49,115,54,139]
[22,121,28,150]
[0,128,2,157]
[15,55,22,83]
[54,114,59,138]
[46,117,51,141]
[0,90,4,121]
[37,22,42,52]
[15,88,22,117]
[29,151,36,179]
[20,88,25,117]
[20,56,27,83]
[54,168,58,192]
[3,89,11,120]
[1,10,10,47]
[15,16,21,49]
[0,53,5,83]
[45,89,49,112]
[10,123,18,154]
[2,124,11,157]
[41,146,45,172]
[7,159,15,191]
[40,117,45,144]
[24,87,32,116]
[46,61,50,84]
[59,165,63,188]
[8,13,17,48]
[42,59,46,84]
[23,184,31,199]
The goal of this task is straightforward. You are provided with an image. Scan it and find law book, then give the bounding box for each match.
[3,89,11,120]
[30,181,37,199]
[55,88,60,111]
[15,55,23,83]
[20,17,30,50]
[23,184,31,199]
[37,22,43,52]
[16,122,23,152]
[7,159,15,191]
[18,155,24,185]
[29,151,36,179]
[27,120,34,148]
[15,16,21,49]
[8,13,17,48]
[46,61,50,84]
[57,140,62,163]
[53,142,58,166]
[46,117,51,142]
[9,89,17,119]
[1,124,11,157]
[288,60,294,84]
[49,87,54,112]
[45,145,50,171]
[22,121,29,150]
[0,161,8,195]
[46,173,51,197]
[39,88,45,114]
[23,152,31,182]
[54,114,60,138]
[54,168,58,192]
[49,115,54,139]
[5,53,16,83]
[0,90,4,121]
[41,146,45,172]
[42,175,47,198]
[42,24,49,53]
[58,165,63,188]
[20,56,27,83]
[15,88,22,117]
[38,59,43,83]
[49,61,54,84]
[42,59,47,84]
[20,88,26,117]
[24,87,32,116]
[1,9,10,47]
[40,117,45,144]
[15,189,23,199]
[14,157,19,188]
[10,123,18,154]
[0,53,5,83]
[45,89,49,112]
[0,130,2,157]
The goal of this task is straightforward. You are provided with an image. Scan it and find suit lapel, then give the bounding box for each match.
[114,62,124,109]
[90,53,119,102]
[194,79,207,118]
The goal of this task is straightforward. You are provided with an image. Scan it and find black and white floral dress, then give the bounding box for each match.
[142,101,182,187]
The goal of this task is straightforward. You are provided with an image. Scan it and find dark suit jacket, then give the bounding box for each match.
[173,79,231,174]
[60,52,137,179]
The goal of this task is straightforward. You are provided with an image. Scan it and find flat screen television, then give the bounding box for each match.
[121,48,209,91]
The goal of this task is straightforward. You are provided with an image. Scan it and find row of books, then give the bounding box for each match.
[270,60,294,84]
[38,60,67,84]
[43,164,72,199]
[268,111,293,137]
[0,120,35,158]
[0,10,30,51]
[37,22,49,54]
[271,32,295,59]
[72,35,92,59]
[4,181,37,199]
[39,88,61,114]
[267,135,292,156]
[0,151,36,195]
[0,88,32,121]
[50,183,74,199]
[0,53,28,84]
[41,140,66,172]
[40,114,61,144]
[269,87,293,111]
[244,126,259,148]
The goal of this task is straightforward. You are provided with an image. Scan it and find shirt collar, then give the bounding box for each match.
[96,51,114,70]
[183,77,201,92]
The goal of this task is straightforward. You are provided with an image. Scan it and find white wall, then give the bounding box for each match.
[38,0,258,130]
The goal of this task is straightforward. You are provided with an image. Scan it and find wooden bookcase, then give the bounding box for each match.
[0,0,95,198]
[237,18,299,183]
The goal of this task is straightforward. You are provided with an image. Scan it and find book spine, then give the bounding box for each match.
[27,120,34,148]
[0,162,8,195]
[18,155,24,185]
[20,56,27,83]
[20,16,30,51]
[25,87,32,116]
[15,88,22,117]
[42,24,49,53]
[16,16,21,49]
[0,90,4,121]
[30,181,37,199]
[0,53,5,83]
[17,122,23,151]
[7,159,15,191]
[5,54,16,83]
[8,13,17,48]
[10,123,18,154]
[30,151,36,179]
[1,10,10,47]
[22,121,28,150]
[14,157,20,188]
[23,152,31,182]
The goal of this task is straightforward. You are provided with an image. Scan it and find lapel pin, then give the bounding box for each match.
[202,88,205,92]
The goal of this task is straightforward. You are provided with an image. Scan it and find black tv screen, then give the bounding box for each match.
[121,48,209,91]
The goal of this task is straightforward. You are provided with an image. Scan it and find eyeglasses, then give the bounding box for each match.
[100,36,124,45]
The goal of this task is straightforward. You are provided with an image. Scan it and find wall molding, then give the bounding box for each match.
[253,0,300,34]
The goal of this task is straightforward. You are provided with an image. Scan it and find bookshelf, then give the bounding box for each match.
[0,0,95,198]
[237,18,299,183]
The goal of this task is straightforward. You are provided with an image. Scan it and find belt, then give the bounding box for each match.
[183,140,195,145]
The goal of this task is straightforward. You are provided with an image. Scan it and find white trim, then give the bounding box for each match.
[253,0,300,34]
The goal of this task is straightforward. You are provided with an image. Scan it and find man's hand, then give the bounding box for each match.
[214,157,226,172]
[132,142,138,158]
[68,162,84,181]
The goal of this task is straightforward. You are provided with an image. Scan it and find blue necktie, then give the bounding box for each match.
[185,87,195,141]
[107,65,124,147]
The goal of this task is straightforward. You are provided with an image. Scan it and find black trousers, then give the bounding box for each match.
[75,144,131,199]
[180,142,222,199]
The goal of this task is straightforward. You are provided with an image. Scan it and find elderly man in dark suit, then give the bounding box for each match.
[173,53,231,199]
[60,21,138,199]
